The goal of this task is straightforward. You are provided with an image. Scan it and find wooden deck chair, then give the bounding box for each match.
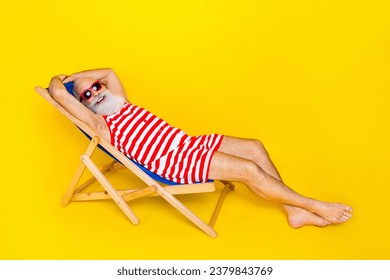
[35,83,234,238]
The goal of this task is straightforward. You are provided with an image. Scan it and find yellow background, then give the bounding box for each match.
[1,0,389,259]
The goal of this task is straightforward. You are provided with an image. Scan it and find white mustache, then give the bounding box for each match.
[89,90,110,107]
[86,89,125,115]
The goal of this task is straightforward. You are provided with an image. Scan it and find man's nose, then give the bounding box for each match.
[91,89,100,97]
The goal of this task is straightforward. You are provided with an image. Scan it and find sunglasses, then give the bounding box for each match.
[79,80,103,102]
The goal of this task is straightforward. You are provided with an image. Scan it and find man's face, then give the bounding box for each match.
[74,77,124,115]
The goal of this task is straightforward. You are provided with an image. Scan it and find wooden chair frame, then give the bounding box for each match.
[36,86,234,238]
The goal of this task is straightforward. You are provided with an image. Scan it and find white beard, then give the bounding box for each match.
[85,90,125,115]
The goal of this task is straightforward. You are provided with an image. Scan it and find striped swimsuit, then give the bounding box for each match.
[102,103,223,184]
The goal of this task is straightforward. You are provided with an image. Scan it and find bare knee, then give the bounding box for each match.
[209,152,266,183]
[239,159,267,183]
[247,139,270,159]
[250,139,265,151]
[238,161,272,199]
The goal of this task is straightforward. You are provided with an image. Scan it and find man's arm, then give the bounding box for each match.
[48,75,101,128]
[63,68,129,101]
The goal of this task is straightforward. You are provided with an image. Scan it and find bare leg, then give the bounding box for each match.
[218,136,331,227]
[212,136,352,227]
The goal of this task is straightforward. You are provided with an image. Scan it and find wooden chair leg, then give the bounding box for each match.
[61,137,100,207]
[209,181,235,227]
[155,187,218,238]
[81,154,140,225]
[74,160,117,194]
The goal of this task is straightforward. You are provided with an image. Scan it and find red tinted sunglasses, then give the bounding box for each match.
[79,80,103,101]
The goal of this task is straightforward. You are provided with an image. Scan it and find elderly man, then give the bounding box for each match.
[45,68,352,228]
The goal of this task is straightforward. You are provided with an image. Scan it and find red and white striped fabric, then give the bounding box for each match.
[102,103,223,184]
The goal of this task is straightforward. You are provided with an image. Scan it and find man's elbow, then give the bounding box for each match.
[51,88,70,103]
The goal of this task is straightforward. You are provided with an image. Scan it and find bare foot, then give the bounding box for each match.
[284,205,331,228]
[309,200,353,224]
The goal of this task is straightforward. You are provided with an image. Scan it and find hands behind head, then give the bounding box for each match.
[48,74,69,95]
[63,74,77,84]
[57,74,68,82]
[48,68,128,102]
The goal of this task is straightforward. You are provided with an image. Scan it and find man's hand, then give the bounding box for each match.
[48,75,69,97]
[62,69,112,84]
[62,74,77,83]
